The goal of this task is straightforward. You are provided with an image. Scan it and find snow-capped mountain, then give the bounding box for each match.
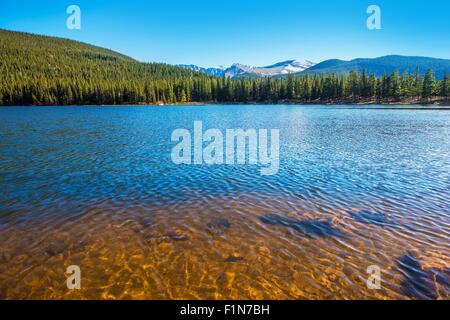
[251,60,316,76]
[224,63,255,78]
[179,59,316,78]
[178,64,226,77]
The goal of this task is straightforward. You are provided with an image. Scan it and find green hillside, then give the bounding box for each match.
[0,29,203,105]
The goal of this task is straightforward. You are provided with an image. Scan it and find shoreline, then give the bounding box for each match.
[1,98,449,108]
[1,102,449,108]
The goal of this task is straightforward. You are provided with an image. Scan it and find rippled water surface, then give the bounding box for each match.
[0,105,449,299]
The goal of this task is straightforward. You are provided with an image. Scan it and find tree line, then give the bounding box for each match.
[1,69,447,106]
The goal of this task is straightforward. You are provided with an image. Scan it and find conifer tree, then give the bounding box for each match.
[441,71,448,98]
[422,69,435,99]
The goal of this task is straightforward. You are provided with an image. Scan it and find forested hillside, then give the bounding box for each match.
[0,29,448,105]
[302,55,450,79]
[0,29,202,105]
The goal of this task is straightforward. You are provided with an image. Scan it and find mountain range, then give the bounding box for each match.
[180,60,315,78]
[181,55,450,80]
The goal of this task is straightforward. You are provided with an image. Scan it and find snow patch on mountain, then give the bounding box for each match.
[179,59,316,78]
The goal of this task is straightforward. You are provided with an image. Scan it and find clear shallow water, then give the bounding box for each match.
[0,105,449,299]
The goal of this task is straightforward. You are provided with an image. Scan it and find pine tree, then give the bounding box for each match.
[441,71,448,98]
[422,69,435,99]
[390,71,401,100]
[369,74,377,98]
[286,74,295,99]
[360,69,369,98]
[348,70,360,98]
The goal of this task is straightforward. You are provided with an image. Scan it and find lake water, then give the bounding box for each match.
[0,105,449,299]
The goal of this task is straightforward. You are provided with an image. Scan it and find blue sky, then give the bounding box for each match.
[1,0,449,67]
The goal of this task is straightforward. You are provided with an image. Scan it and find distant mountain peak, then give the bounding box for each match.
[180,59,316,78]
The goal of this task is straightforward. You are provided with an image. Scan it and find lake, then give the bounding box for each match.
[0,105,449,299]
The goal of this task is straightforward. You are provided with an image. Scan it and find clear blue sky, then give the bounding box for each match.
[1,0,449,67]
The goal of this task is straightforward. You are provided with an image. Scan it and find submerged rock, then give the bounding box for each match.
[433,268,450,299]
[217,218,231,229]
[225,254,244,262]
[206,218,231,237]
[166,231,189,241]
[397,252,440,300]
[260,214,343,238]
[137,216,154,229]
[45,240,67,256]
[348,209,393,226]
[207,218,231,229]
